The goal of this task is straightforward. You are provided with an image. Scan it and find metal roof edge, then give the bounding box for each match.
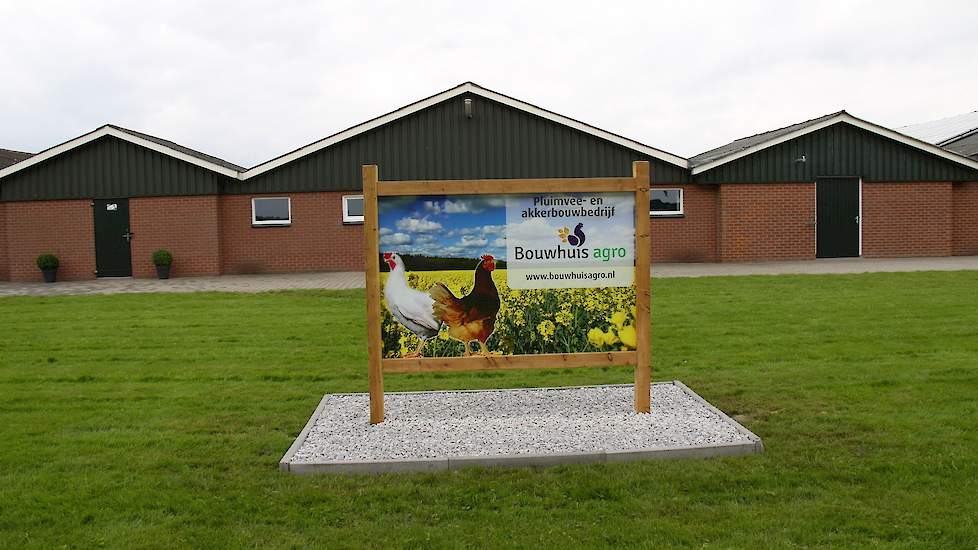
[239,82,688,180]
[0,125,242,181]
[691,112,978,175]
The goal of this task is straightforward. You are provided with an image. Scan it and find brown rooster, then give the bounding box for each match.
[428,254,501,356]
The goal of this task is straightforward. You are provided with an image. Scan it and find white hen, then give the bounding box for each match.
[382,252,440,357]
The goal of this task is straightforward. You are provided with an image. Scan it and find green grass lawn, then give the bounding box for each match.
[1,271,977,548]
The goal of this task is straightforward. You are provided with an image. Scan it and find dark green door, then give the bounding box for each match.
[816,178,860,258]
[93,199,133,277]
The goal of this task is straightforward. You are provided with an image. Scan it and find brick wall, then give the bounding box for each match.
[952,182,978,256]
[4,199,95,282]
[717,183,815,261]
[0,203,7,281]
[0,203,8,281]
[130,195,221,278]
[862,182,952,258]
[219,192,365,274]
[651,184,718,262]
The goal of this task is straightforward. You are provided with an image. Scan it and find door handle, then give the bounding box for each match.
[855,216,860,224]
[123,231,134,243]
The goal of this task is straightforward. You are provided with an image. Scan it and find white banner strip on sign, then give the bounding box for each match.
[505,192,636,289]
[507,267,635,289]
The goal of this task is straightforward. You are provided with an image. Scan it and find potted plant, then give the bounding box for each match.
[36,253,60,283]
[152,249,173,279]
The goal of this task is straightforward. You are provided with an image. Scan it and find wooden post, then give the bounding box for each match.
[632,161,652,413]
[363,165,384,424]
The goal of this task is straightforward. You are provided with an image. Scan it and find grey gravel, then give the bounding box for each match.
[290,383,755,463]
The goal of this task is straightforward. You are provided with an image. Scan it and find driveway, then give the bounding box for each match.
[1,256,976,297]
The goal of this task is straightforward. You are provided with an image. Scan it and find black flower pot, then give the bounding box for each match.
[155,265,171,280]
[41,268,57,283]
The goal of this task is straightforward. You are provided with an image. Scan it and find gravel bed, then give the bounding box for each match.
[289,383,756,463]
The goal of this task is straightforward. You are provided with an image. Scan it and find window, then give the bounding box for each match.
[343,195,364,223]
[251,197,291,226]
[651,188,683,216]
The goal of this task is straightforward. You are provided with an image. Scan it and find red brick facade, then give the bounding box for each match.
[862,182,953,258]
[130,196,222,278]
[3,183,978,282]
[717,183,816,262]
[3,199,95,282]
[219,192,364,274]
[651,184,718,262]
[0,203,7,281]
[952,182,978,256]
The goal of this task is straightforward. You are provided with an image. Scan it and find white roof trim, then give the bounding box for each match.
[0,126,241,180]
[240,82,688,180]
[691,113,978,175]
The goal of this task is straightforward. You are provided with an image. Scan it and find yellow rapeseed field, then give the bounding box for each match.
[380,270,637,357]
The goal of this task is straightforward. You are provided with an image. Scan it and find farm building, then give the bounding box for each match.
[1,82,977,282]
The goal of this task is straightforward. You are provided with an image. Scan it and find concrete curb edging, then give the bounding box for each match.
[279,381,764,474]
[279,394,330,472]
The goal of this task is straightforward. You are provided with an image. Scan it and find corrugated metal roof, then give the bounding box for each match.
[897,111,978,145]
[0,148,33,169]
[944,131,978,159]
[109,125,245,171]
[688,112,844,168]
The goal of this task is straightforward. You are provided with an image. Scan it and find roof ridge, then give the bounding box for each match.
[728,111,845,144]
[107,124,246,172]
[688,111,845,166]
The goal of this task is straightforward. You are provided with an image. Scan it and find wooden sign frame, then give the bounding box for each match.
[363,161,651,424]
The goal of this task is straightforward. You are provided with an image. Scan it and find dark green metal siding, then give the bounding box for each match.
[693,122,978,184]
[0,136,227,202]
[234,92,688,194]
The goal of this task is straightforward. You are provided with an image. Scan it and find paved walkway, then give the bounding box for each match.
[652,256,978,278]
[1,256,976,297]
[0,271,365,297]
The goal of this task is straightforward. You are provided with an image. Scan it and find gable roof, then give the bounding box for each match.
[240,82,688,180]
[109,125,245,171]
[0,148,33,170]
[689,112,843,169]
[897,110,978,145]
[0,125,243,181]
[690,111,978,174]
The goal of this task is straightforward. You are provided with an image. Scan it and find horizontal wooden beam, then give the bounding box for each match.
[383,351,637,374]
[376,178,639,196]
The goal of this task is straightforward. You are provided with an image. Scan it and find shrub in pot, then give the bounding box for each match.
[152,249,173,279]
[36,253,60,283]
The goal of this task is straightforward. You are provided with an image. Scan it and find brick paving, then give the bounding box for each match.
[1,256,976,297]
[0,271,364,297]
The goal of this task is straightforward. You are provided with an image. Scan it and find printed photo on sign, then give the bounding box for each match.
[377,193,637,359]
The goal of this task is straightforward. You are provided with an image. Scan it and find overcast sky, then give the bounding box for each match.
[2,1,976,166]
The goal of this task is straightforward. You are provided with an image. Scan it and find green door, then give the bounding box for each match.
[816,178,860,258]
[93,199,133,277]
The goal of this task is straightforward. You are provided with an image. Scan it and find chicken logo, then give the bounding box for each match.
[557,223,586,247]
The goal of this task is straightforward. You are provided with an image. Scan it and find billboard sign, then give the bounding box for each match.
[363,163,652,423]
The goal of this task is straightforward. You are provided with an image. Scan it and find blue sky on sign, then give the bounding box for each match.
[378,195,507,260]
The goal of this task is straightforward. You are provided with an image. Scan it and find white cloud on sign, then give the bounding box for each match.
[460,235,488,247]
[380,232,412,246]
[395,216,442,232]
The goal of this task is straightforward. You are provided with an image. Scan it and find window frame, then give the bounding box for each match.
[342,194,365,224]
[251,196,292,227]
[650,187,684,217]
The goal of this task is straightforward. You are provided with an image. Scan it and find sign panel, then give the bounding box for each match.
[505,192,635,289]
[378,193,637,359]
